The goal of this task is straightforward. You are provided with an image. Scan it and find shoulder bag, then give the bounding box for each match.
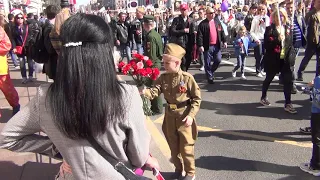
[87,136,152,180]
[16,25,28,55]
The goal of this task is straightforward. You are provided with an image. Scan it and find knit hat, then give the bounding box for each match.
[61,0,70,8]
[163,43,186,61]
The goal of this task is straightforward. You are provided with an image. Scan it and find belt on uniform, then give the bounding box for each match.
[167,100,191,110]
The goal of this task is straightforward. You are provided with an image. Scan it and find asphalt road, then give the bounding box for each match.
[137,48,319,180]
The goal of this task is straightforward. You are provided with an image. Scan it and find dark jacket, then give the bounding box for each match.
[115,21,130,45]
[4,21,14,48]
[169,15,196,49]
[305,9,320,47]
[12,24,29,56]
[130,18,144,44]
[197,18,226,51]
[43,19,58,80]
[244,14,254,33]
[263,23,296,73]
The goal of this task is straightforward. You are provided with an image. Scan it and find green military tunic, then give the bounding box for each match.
[144,28,164,114]
[145,69,201,176]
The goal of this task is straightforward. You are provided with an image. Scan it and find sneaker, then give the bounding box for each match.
[21,77,28,84]
[256,73,263,78]
[300,163,320,176]
[260,98,271,106]
[296,75,303,82]
[232,71,236,77]
[291,85,299,94]
[261,71,266,76]
[284,104,297,114]
[28,76,34,82]
[199,66,204,71]
[207,79,214,84]
[12,104,20,116]
[14,66,20,70]
[183,175,196,180]
[299,127,312,135]
[240,74,246,80]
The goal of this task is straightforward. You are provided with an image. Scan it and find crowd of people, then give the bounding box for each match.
[0,0,319,179]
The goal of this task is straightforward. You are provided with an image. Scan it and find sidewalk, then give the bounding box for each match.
[0,63,173,179]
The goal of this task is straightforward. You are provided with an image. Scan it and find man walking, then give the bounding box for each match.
[197,7,227,84]
[115,12,131,62]
[170,3,196,71]
[130,7,145,55]
[143,15,163,115]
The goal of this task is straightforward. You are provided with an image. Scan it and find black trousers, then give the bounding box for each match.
[311,113,320,169]
[261,70,293,105]
[181,46,193,72]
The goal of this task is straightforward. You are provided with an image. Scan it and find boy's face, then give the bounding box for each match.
[163,56,179,73]
[239,30,246,37]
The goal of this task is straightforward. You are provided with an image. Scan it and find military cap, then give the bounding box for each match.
[163,43,186,61]
[143,15,154,24]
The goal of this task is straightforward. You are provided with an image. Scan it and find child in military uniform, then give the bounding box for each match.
[142,43,201,180]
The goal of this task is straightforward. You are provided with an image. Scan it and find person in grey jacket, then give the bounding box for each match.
[0,13,159,180]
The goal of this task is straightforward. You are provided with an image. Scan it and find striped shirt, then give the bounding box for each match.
[292,17,302,48]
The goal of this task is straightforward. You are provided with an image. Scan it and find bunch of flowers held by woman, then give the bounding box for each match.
[118,52,160,115]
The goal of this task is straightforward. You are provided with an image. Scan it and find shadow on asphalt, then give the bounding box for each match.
[0,161,61,180]
[198,130,310,142]
[200,100,310,121]
[195,156,317,179]
[0,108,13,123]
[10,79,49,88]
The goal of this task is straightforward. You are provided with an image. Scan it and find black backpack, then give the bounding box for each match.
[28,21,50,64]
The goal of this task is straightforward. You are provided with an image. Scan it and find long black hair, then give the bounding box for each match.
[47,13,125,139]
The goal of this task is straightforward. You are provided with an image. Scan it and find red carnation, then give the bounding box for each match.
[138,69,148,77]
[151,68,160,80]
[269,36,274,41]
[146,60,153,67]
[129,60,136,65]
[122,64,131,75]
[145,67,152,76]
[133,53,144,60]
[118,61,126,69]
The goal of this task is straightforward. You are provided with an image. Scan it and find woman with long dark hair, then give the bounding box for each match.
[0,13,159,179]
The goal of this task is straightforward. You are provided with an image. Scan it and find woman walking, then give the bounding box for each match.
[260,8,297,114]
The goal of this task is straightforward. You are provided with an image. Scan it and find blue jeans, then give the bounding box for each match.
[233,54,246,74]
[254,41,265,73]
[136,43,144,55]
[203,45,222,79]
[297,45,319,77]
[9,50,18,67]
[199,50,204,67]
[162,36,167,49]
[19,56,34,78]
[119,44,132,62]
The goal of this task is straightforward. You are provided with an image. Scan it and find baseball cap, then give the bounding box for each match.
[180,3,189,10]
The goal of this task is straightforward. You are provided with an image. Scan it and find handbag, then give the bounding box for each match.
[16,25,28,55]
[87,136,152,180]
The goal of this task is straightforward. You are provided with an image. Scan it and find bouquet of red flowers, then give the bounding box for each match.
[118,53,160,115]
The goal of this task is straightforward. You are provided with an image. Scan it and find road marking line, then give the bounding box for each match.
[221,60,308,86]
[150,117,312,148]
[146,116,174,169]
[154,115,165,124]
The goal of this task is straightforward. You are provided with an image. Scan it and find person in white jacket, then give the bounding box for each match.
[250,4,270,77]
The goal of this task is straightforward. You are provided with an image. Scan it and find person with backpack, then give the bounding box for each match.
[11,13,33,84]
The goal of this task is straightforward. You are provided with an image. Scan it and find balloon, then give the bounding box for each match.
[221,0,229,12]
